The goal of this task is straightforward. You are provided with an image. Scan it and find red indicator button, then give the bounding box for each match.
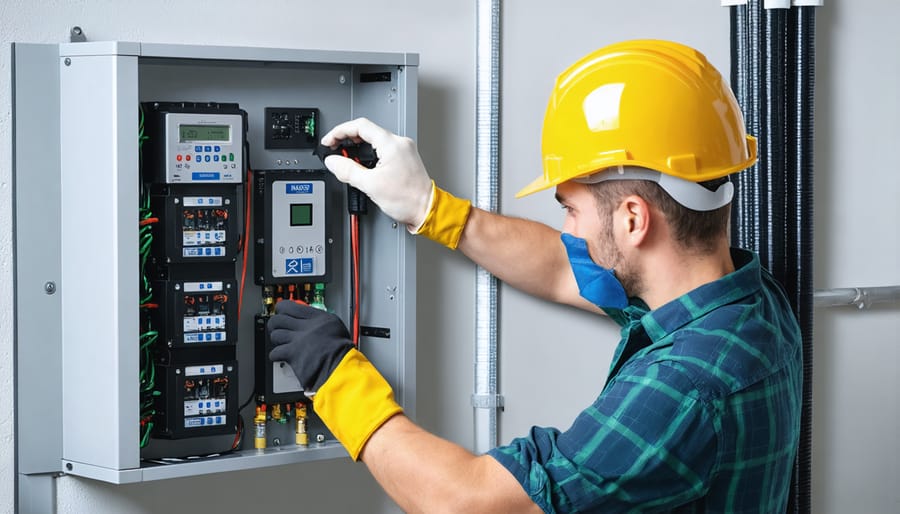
[186,154,192,161]
[176,154,183,161]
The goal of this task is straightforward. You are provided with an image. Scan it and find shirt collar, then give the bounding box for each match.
[606,249,761,343]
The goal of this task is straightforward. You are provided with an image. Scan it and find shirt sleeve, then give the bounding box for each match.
[488,362,719,513]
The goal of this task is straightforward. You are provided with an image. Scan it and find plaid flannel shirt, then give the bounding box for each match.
[489,249,802,513]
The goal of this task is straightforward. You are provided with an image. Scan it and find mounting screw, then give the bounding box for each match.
[70,26,86,43]
[63,58,71,67]
[316,434,326,443]
[272,437,281,447]
[392,222,398,229]
[65,462,73,471]
[44,281,57,295]
[338,75,347,85]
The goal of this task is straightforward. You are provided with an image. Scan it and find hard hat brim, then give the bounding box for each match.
[515,174,558,198]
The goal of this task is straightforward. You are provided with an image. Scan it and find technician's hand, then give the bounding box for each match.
[267,300,403,460]
[322,117,433,230]
[321,118,473,249]
[267,300,354,393]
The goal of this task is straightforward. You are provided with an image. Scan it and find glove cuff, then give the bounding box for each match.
[410,182,472,250]
[313,349,403,461]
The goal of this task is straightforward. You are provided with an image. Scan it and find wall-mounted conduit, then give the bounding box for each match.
[814,286,900,309]
[728,1,822,513]
[473,0,503,454]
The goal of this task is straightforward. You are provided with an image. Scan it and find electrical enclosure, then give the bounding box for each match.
[13,41,417,484]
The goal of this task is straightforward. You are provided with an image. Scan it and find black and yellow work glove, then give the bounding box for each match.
[267,300,402,460]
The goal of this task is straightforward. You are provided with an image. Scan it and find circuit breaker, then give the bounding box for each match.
[13,41,418,486]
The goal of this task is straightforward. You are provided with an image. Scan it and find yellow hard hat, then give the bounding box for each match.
[517,39,758,198]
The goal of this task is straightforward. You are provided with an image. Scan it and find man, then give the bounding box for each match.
[268,40,802,512]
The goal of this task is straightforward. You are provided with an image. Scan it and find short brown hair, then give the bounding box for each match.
[588,178,730,253]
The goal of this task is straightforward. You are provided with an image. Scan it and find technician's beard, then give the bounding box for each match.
[593,213,644,301]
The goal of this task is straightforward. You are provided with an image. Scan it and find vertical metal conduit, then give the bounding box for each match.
[788,8,816,512]
[473,0,502,454]
[730,1,819,512]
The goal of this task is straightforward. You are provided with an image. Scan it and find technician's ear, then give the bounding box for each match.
[619,195,651,246]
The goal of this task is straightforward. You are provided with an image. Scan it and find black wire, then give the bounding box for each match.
[238,391,256,414]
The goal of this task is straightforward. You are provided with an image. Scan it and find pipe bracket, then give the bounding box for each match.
[471,394,505,410]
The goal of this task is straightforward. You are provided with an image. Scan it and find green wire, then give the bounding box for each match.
[140,421,153,448]
[138,105,156,447]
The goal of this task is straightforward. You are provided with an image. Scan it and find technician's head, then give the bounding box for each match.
[519,39,757,272]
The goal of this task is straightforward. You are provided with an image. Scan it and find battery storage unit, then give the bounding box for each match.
[13,41,417,489]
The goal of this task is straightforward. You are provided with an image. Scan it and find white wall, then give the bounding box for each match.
[811,2,900,512]
[2,1,897,513]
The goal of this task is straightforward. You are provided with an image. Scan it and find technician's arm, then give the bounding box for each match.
[321,117,599,311]
[458,206,599,310]
[360,414,543,514]
[269,302,542,513]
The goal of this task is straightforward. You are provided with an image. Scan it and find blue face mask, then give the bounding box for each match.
[560,233,629,310]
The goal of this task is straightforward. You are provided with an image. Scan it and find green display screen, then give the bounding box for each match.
[290,203,313,226]
[179,124,230,143]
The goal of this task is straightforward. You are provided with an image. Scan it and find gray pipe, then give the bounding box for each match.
[473,0,503,454]
[814,286,900,309]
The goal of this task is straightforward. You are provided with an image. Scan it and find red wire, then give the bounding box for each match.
[351,214,360,346]
[139,217,159,226]
[238,168,252,318]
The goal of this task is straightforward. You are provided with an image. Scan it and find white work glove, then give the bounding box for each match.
[321,118,433,230]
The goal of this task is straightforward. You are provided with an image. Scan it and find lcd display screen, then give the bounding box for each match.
[179,124,230,143]
[290,203,313,226]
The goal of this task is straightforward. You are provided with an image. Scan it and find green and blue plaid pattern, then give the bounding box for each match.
[489,249,802,513]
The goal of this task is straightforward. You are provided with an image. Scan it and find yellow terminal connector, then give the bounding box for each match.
[254,404,267,450]
[263,286,275,314]
[271,403,283,423]
[303,283,312,305]
[295,402,308,446]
